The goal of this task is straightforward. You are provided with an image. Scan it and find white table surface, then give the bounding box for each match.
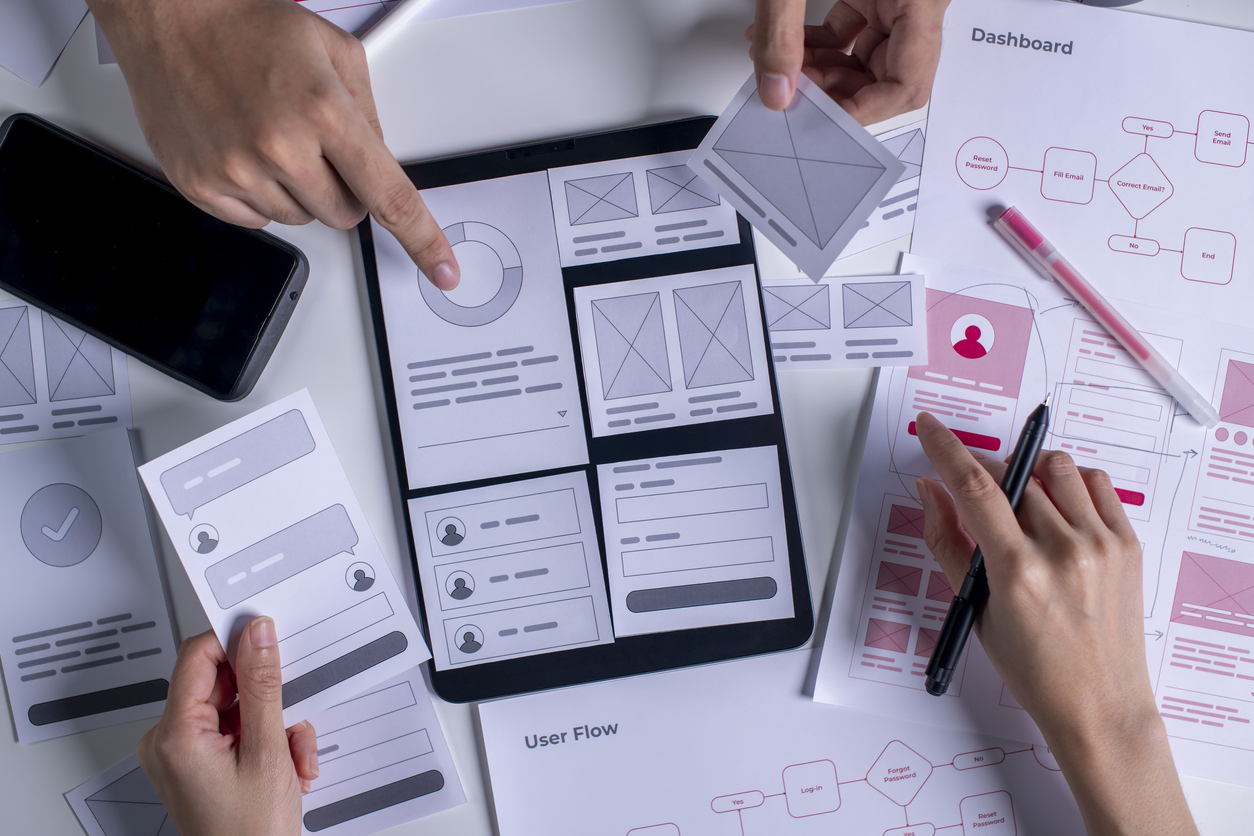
[2,1,1253,833]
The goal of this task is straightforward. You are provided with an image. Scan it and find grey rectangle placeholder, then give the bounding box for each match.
[205,505,358,609]
[27,678,169,726]
[282,632,408,709]
[303,770,446,832]
[625,577,777,613]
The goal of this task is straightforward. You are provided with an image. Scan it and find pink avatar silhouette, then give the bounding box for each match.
[953,325,988,359]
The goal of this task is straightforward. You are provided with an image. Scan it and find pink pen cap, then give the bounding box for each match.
[994,207,1219,428]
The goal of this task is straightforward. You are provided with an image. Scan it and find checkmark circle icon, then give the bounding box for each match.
[20,483,102,567]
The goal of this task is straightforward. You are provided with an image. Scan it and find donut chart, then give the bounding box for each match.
[420,222,523,326]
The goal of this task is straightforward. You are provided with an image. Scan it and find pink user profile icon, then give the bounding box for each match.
[1216,427,1229,442]
[950,314,995,359]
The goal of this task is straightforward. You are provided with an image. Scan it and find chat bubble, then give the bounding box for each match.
[205,505,358,609]
[160,409,316,519]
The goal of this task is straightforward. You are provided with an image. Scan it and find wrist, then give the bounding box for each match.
[1043,698,1198,835]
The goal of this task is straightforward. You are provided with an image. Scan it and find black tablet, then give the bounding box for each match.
[359,117,812,702]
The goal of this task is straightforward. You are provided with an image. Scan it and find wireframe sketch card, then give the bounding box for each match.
[138,390,430,726]
[0,299,132,446]
[691,73,904,280]
[0,428,175,743]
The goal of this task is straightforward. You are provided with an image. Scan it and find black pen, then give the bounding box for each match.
[924,395,1052,697]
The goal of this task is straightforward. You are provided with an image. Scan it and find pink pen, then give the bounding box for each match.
[994,206,1219,428]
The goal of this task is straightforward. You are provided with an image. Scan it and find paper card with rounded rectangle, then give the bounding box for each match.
[596,446,793,637]
[67,666,465,836]
[646,165,720,214]
[547,151,740,267]
[691,73,904,280]
[573,265,773,437]
[843,281,913,329]
[138,390,429,727]
[0,429,176,743]
[370,172,587,489]
[591,292,672,399]
[160,409,316,519]
[205,505,358,609]
[564,172,638,225]
[408,471,613,670]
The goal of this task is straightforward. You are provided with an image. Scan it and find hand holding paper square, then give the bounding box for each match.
[690,74,904,280]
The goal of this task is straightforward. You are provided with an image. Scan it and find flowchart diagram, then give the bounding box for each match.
[628,739,1062,836]
[955,110,1246,284]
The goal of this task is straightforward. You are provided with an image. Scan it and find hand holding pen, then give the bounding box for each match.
[911,412,1197,835]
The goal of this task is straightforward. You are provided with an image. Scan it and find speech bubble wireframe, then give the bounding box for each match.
[205,505,358,609]
[161,410,316,519]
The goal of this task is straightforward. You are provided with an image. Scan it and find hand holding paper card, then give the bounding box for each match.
[65,667,465,836]
[691,74,904,280]
[138,390,430,726]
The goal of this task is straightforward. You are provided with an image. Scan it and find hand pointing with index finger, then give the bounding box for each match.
[90,0,459,290]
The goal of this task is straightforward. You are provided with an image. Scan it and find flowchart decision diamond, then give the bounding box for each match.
[1109,153,1173,220]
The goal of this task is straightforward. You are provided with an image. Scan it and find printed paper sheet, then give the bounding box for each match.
[814,254,1254,787]
[479,649,1085,836]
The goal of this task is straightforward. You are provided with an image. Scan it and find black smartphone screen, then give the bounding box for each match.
[0,116,299,398]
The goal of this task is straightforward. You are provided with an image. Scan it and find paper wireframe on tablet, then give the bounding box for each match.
[691,73,904,281]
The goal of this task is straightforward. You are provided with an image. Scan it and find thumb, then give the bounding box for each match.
[234,617,289,766]
[918,477,977,591]
[752,0,807,110]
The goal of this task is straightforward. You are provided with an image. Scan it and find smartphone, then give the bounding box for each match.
[0,114,309,401]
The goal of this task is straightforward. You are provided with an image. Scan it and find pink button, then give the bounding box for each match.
[1216,427,1230,442]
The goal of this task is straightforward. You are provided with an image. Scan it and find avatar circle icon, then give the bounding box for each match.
[346,562,376,592]
[436,516,467,547]
[446,571,475,601]
[455,624,484,654]
[419,222,523,327]
[950,313,995,360]
[190,523,220,555]
[21,483,104,567]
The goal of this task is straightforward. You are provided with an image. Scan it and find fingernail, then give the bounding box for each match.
[433,262,458,290]
[916,411,937,431]
[760,73,793,110]
[916,478,931,508]
[310,749,320,777]
[250,617,277,648]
